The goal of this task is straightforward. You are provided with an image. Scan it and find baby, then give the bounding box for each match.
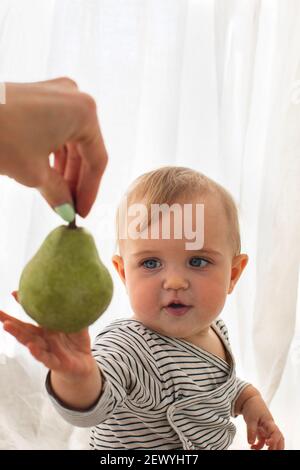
[0,166,284,450]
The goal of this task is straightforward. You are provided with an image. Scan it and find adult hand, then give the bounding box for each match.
[0,77,108,221]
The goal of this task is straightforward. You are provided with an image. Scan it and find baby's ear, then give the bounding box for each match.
[112,255,126,285]
[228,254,248,294]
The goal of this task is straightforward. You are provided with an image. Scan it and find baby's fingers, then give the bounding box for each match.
[266,434,285,451]
[11,290,19,303]
[0,310,15,324]
[0,309,41,335]
[247,421,259,446]
[261,421,285,450]
[251,437,266,450]
[2,319,47,350]
[3,321,61,369]
[276,437,285,450]
[250,425,267,450]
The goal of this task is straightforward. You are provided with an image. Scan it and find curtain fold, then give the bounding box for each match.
[215,0,300,404]
[252,0,300,401]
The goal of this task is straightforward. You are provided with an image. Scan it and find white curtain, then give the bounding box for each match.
[0,0,299,449]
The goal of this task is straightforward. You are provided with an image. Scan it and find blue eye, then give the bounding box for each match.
[142,259,161,269]
[189,257,209,268]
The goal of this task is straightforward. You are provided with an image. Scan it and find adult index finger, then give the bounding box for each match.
[75,125,108,217]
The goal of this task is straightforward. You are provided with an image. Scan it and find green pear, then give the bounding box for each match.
[18,224,113,333]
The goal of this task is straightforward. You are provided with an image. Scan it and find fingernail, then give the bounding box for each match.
[54,203,75,222]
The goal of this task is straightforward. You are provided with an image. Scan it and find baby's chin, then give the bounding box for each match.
[131,311,199,338]
[147,319,195,340]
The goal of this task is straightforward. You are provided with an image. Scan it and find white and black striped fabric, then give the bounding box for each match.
[46,318,249,450]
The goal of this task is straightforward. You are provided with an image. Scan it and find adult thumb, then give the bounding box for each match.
[38,166,75,222]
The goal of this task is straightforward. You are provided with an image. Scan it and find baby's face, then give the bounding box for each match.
[113,195,248,342]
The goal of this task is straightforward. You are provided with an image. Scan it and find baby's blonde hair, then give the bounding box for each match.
[115,166,241,257]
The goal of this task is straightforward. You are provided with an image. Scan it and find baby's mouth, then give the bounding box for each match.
[168,303,186,308]
[164,302,192,317]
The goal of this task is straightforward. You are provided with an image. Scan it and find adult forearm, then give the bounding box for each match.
[50,358,103,410]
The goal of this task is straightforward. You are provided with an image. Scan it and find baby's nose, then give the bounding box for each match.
[163,276,189,291]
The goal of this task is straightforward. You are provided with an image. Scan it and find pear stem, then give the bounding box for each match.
[69,217,77,229]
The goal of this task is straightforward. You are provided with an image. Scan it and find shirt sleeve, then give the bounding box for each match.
[45,342,137,428]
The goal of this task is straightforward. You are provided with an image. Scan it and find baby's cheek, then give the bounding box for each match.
[197,278,227,312]
[128,282,156,315]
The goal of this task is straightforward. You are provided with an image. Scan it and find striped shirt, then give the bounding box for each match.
[46,318,249,450]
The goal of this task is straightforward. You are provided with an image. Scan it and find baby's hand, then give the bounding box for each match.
[0,291,95,380]
[242,395,285,450]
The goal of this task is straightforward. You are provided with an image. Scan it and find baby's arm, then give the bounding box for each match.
[1,293,132,427]
[50,360,102,410]
[234,385,284,450]
[0,294,103,411]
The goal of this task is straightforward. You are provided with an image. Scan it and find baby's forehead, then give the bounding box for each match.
[124,193,224,219]
[120,198,229,256]
[126,195,227,230]
[117,187,238,258]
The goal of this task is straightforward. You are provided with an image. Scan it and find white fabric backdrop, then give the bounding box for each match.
[0,0,299,449]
